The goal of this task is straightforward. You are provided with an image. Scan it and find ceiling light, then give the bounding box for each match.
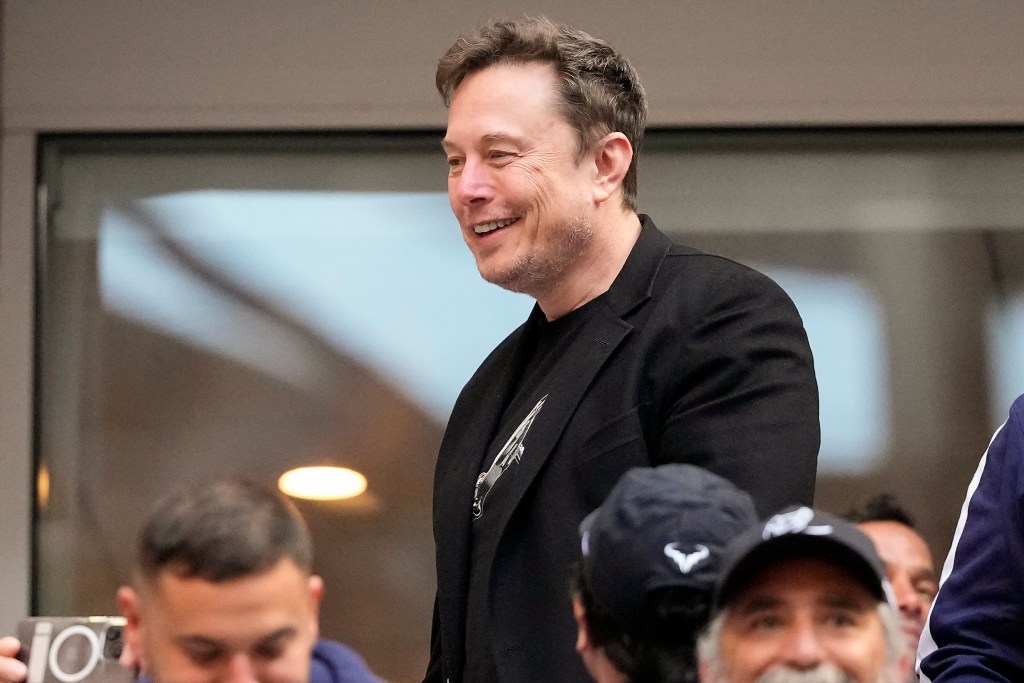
[278,466,367,501]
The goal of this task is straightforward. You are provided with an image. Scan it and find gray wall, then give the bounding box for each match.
[3,0,1024,634]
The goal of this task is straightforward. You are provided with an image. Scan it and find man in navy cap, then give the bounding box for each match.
[698,506,910,683]
[570,464,759,683]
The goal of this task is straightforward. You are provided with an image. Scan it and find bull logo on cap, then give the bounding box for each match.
[663,543,710,574]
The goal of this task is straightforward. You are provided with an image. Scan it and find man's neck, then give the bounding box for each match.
[536,210,642,321]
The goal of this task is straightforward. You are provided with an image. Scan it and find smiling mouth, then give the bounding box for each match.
[473,217,519,235]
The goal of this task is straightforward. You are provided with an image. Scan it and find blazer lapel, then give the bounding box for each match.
[434,314,539,522]
[437,216,670,533]
[484,217,673,538]
[432,318,536,657]
[486,307,632,541]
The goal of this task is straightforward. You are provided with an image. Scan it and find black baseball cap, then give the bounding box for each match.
[578,464,758,631]
[713,505,895,610]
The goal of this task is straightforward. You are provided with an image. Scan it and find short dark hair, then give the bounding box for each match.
[570,563,708,683]
[845,492,917,528]
[135,479,313,582]
[436,15,647,211]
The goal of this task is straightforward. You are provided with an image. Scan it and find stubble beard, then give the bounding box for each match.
[483,212,593,298]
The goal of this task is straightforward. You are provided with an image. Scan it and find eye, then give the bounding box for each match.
[253,641,287,661]
[824,611,859,628]
[446,157,465,177]
[252,632,292,661]
[746,614,784,631]
[183,644,223,666]
[915,581,939,600]
[487,150,515,163]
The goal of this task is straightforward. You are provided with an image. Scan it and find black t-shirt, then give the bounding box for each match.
[463,298,604,681]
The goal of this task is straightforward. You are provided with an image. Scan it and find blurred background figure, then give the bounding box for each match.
[847,493,937,677]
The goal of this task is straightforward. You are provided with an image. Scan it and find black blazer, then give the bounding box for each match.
[425,216,819,682]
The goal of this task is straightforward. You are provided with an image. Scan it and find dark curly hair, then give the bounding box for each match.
[845,492,917,528]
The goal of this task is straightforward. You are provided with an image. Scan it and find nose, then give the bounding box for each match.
[450,158,494,207]
[781,620,828,670]
[890,572,923,617]
[222,654,258,683]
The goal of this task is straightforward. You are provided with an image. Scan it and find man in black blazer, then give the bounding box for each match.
[427,15,820,683]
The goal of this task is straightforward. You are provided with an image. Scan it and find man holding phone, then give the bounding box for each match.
[0,479,381,683]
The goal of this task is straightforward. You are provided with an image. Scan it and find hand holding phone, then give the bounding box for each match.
[16,618,136,683]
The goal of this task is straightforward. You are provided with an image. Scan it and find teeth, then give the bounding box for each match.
[474,218,516,234]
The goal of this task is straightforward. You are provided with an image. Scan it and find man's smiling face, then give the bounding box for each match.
[121,558,322,683]
[714,557,902,683]
[442,62,595,298]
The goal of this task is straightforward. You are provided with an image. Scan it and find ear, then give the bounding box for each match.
[308,574,325,637]
[116,586,145,671]
[571,594,591,655]
[589,132,633,205]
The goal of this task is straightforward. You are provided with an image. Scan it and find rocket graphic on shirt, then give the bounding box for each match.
[472,395,548,519]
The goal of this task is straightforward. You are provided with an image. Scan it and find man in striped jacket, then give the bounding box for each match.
[918,393,1024,682]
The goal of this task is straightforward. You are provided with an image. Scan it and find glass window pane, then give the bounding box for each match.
[36,131,1024,681]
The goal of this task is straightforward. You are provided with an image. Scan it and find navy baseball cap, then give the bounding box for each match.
[578,464,758,631]
[713,505,895,610]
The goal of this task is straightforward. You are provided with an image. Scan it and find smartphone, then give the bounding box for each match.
[16,617,136,683]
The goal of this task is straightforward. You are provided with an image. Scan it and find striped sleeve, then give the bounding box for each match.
[917,394,1024,682]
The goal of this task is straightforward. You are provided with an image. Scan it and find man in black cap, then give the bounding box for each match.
[571,464,759,683]
[697,506,910,683]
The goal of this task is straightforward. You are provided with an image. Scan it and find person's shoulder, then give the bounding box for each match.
[311,638,383,683]
[1001,395,1024,471]
[670,245,751,270]
[636,214,767,281]
[660,242,787,298]
[1009,393,1024,424]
